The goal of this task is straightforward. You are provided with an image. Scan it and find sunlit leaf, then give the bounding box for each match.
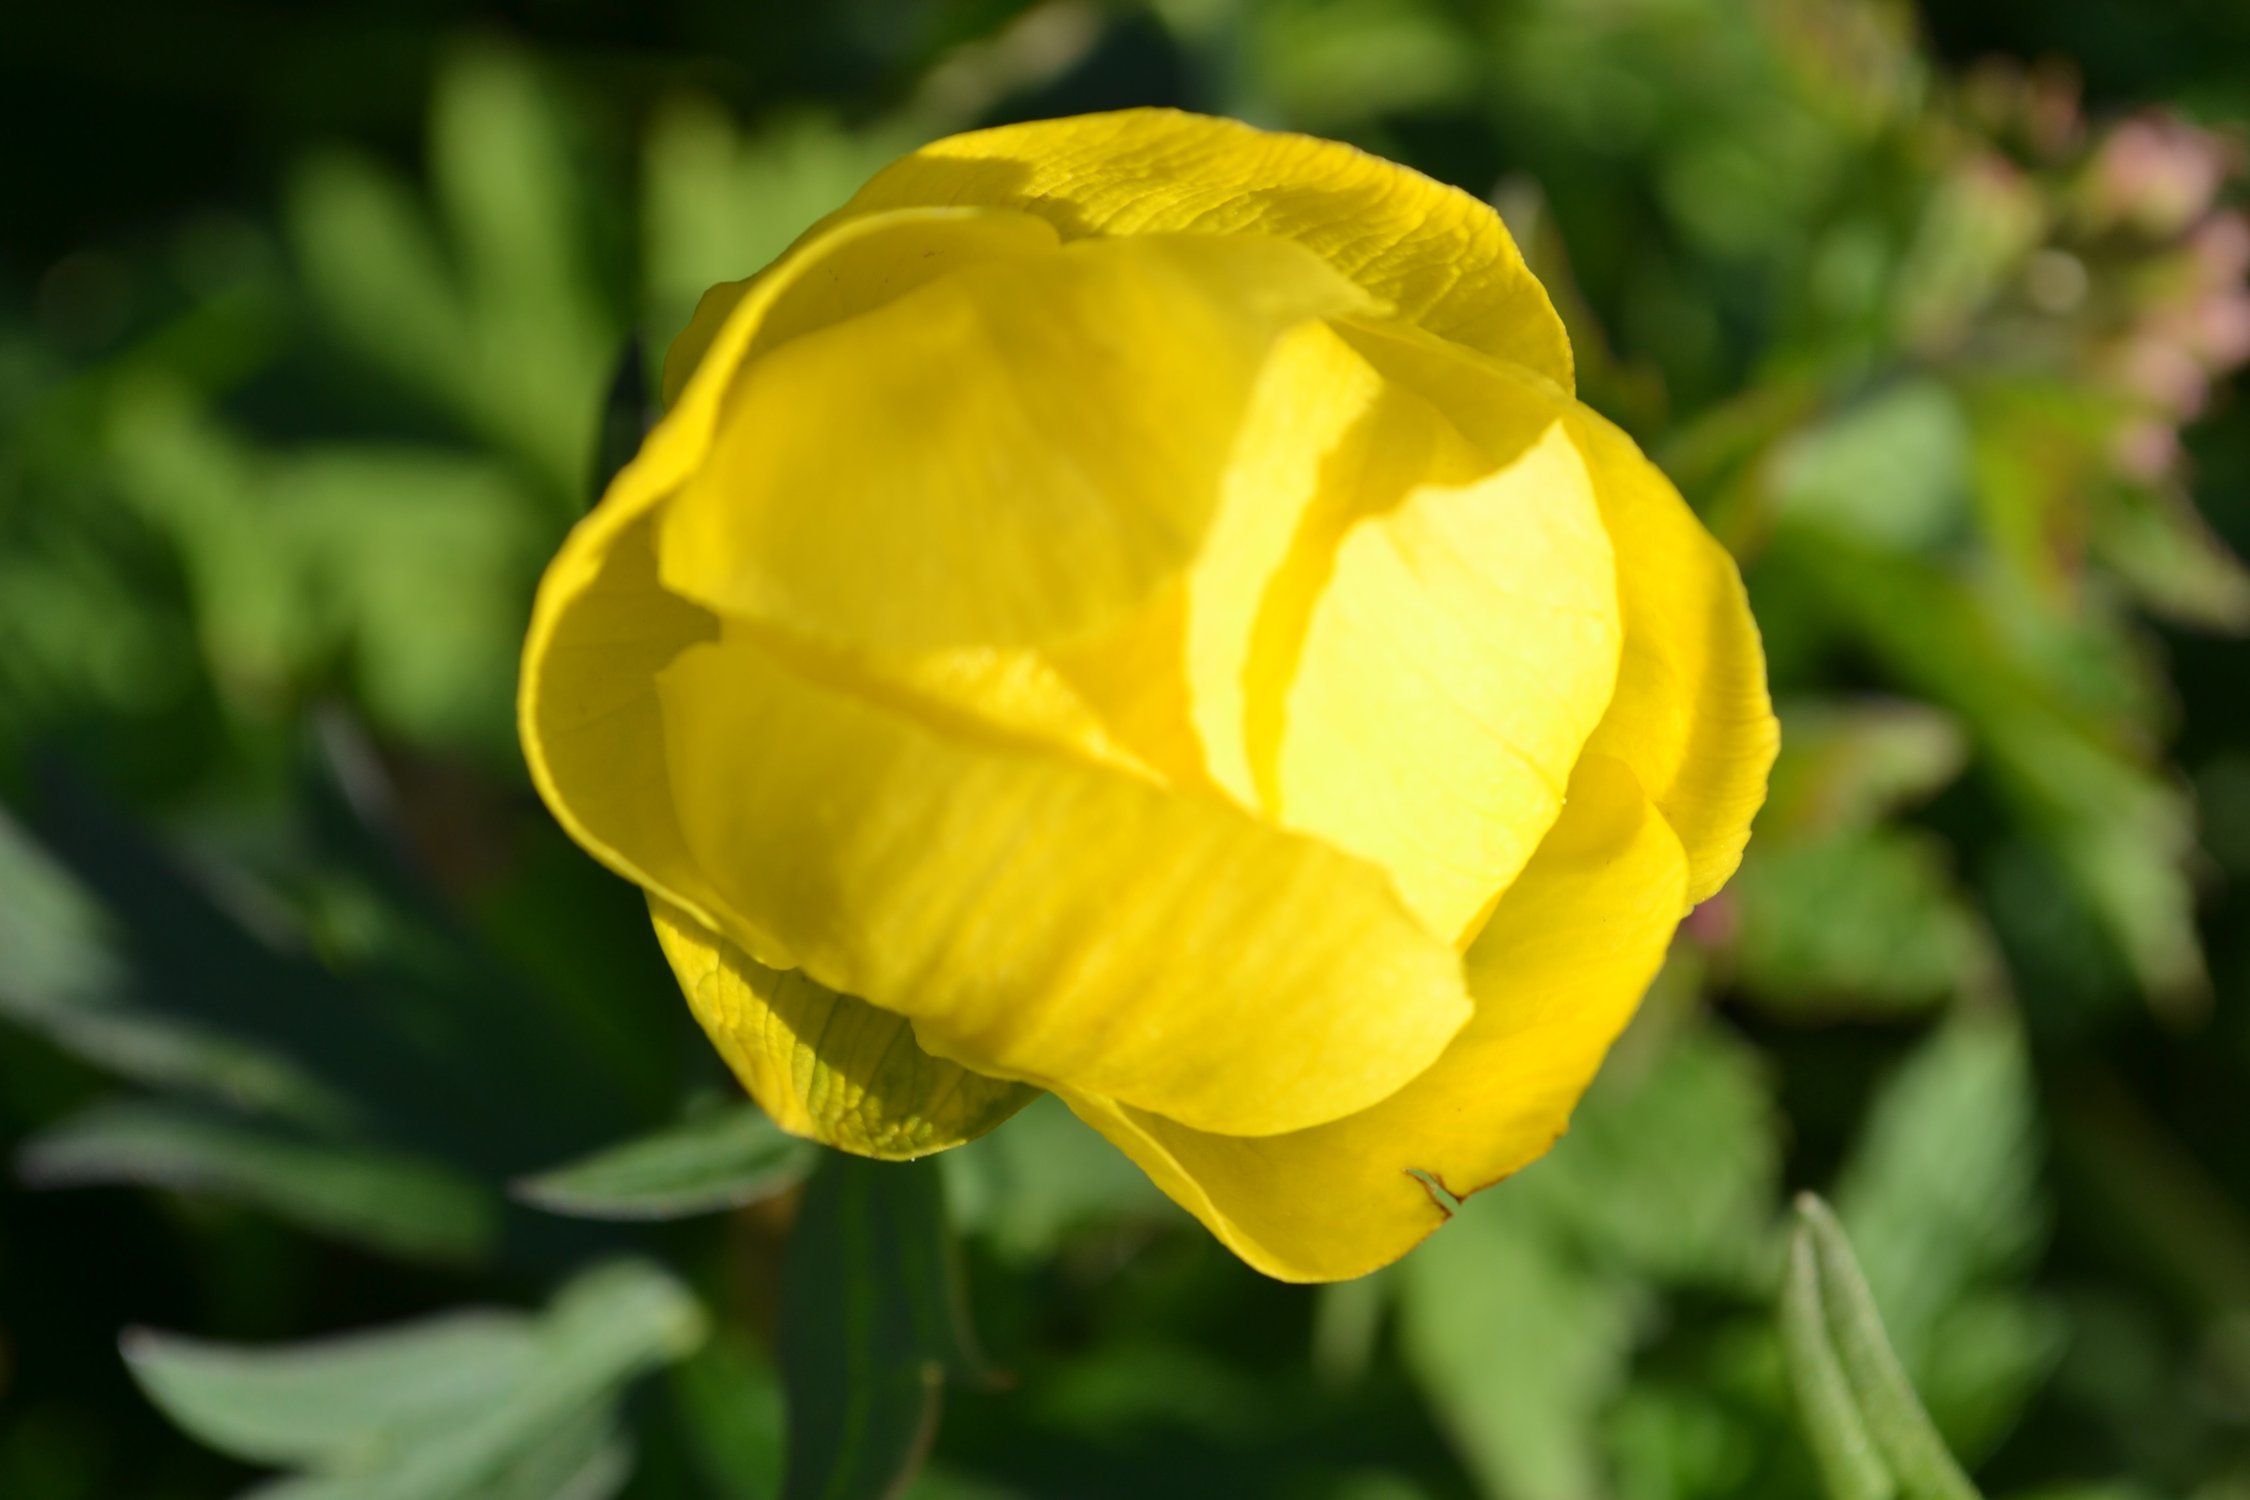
[1783,1194,1982,1500]
[1734,828,1996,1017]
[130,1261,703,1500]
[1399,1195,1643,1500]
[122,1311,536,1469]
[1511,1012,1782,1292]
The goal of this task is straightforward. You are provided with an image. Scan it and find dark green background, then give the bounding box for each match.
[3,2,2248,1497]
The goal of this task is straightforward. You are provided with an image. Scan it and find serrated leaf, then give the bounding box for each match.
[1835,1018,2044,1366]
[1784,1195,1982,1500]
[515,1103,812,1221]
[21,1099,497,1264]
[1734,827,1996,1018]
[1512,1016,1781,1291]
[780,1151,991,1500]
[1773,527,2204,1006]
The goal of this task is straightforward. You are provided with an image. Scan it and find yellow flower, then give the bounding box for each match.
[520,109,1777,1282]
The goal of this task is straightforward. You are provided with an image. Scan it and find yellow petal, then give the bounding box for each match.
[660,206,1060,402]
[1062,754,1689,1282]
[650,895,1034,1158]
[658,232,1371,653]
[522,209,1097,965]
[652,635,1471,1138]
[836,108,1573,388]
[1569,409,1779,904]
[1326,320,1777,907]
[1183,318,1488,806]
[1272,413,1621,943]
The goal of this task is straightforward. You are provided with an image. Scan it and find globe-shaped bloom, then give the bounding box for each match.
[521,109,1778,1281]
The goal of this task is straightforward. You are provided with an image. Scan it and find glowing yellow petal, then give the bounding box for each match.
[522,209,1097,965]
[652,635,1470,1138]
[837,109,1573,387]
[660,206,1060,402]
[1569,409,1779,904]
[1329,320,1776,906]
[1182,319,1481,805]
[650,896,1034,1158]
[1061,755,1688,1282]
[658,233,1371,654]
[1266,394,1621,943]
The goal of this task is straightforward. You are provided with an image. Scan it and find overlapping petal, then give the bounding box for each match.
[659,231,1372,654]
[1330,320,1777,907]
[652,633,1472,1138]
[1569,409,1779,903]
[1060,754,1689,1282]
[521,208,1112,965]
[829,108,1574,388]
[650,895,1034,1158]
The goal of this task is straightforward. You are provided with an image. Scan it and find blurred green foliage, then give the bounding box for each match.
[3,1,2250,1497]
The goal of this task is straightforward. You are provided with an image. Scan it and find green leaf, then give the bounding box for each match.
[1511,1014,1782,1292]
[940,1094,1169,1260]
[1835,1019,2045,1369]
[1761,699,1970,839]
[20,1099,497,1265]
[0,809,344,1124]
[1783,1194,1982,1500]
[1773,528,2204,1006]
[1782,1212,1897,1500]
[671,1334,788,1500]
[1734,828,1997,1018]
[122,1311,537,1469]
[780,1151,991,1500]
[129,1260,703,1500]
[1834,1018,2060,1457]
[514,1103,813,1221]
[1771,380,1971,551]
[1398,1195,1643,1500]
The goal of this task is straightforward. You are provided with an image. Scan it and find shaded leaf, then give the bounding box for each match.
[1761,698,1970,839]
[780,1152,991,1500]
[1835,1018,2046,1367]
[22,1099,497,1265]
[1774,527,2204,1006]
[671,1334,788,1500]
[515,1103,813,1221]
[940,1094,1170,1261]
[0,807,344,1124]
